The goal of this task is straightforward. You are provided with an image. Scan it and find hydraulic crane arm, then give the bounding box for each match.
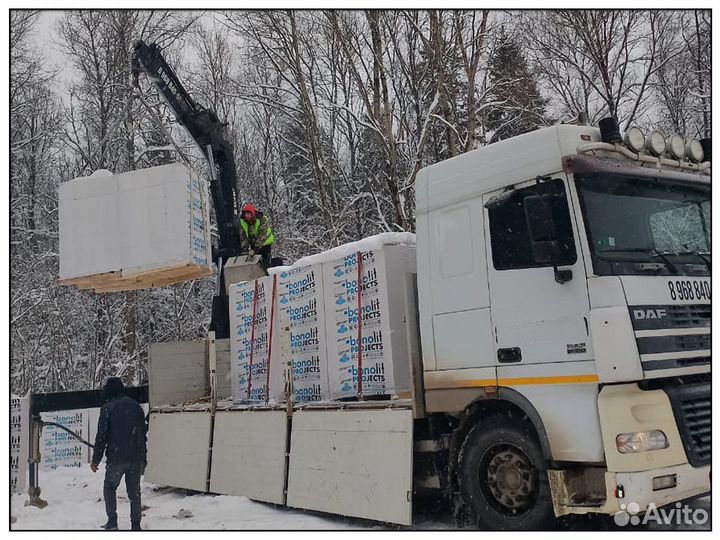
[131,40,247,338]
[131,40,241,261]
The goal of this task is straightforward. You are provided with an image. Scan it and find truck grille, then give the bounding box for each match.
[665,382,711,467]
[630,304,711,377]
[664,305,712,329]
[629,304,711,331]
[675,356,711,368]
[636,334,711,355]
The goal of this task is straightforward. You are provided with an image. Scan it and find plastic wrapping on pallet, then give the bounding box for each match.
[267,232,416,273]
[233,235,418,404]
[322,245,417,400]
[58,172,119,278]
[278,264,330,402]
[59,163,212,292]
[229,276,286,403]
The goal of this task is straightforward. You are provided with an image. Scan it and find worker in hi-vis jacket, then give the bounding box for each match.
[239,202,275,268]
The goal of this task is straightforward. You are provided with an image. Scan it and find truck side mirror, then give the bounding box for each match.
[524,194,557,258]
[524,194,573,284]
[530,238,560,265]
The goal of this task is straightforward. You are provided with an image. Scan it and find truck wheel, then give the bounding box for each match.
[457,415,554,530]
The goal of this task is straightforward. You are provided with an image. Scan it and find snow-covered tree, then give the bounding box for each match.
[10,9,712,395]
[485,30,547,142]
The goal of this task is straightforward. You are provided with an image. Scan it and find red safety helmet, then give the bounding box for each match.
[241,203,257,222]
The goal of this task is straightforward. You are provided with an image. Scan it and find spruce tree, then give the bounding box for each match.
[486,32,546,143]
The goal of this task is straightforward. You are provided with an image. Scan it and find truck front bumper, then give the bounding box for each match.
[612,462,710,513]
[550,462,710,517]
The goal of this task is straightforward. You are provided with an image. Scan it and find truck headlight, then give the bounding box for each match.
[686,138,704,162]
[616,430,668,453]
[646,131,666,156]
[666,134,686,159]
[624,127,645,152]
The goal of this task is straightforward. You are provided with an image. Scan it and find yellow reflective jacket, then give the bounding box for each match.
[240,214,274,250]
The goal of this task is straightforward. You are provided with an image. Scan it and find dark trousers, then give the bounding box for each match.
[258,244,272,269]
[104,461,143,524]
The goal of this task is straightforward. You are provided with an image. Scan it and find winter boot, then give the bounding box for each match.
[131,521,142,531]
[100,518,119,530]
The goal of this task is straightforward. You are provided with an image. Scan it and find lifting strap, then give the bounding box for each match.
[135,91,195,171]
[357,251,364,400]
[265,274,278,404]
[80,87,196,175]
[247,279,260,402]
[90,90,134,172]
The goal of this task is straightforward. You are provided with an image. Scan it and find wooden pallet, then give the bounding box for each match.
[58,270,123,287]
[59,264,213,293]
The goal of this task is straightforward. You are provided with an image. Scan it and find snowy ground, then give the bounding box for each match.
[10,464,371,531]
[11,465,711,531]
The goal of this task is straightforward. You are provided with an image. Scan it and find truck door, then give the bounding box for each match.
[483,177,592,367]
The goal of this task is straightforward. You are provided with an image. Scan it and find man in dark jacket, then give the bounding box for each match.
[91,377,147,531]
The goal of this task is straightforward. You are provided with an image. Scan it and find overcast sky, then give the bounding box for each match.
[22,8,684,133]
[28,10,210,101]
[30,11,72,92]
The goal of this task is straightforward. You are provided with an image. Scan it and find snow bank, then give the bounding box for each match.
[269,232,416,273]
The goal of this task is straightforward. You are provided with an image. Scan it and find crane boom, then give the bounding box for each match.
[131,40,240,338]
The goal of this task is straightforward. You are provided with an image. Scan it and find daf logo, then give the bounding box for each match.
[633,308,667,320]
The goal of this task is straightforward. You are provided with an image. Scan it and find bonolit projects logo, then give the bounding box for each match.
[614,502,708,527]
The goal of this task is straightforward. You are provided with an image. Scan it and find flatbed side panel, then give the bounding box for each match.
[286,409,413,526]
[214,339,232,400]
[209,411,288,504]
[149,341,207,407]
[145,411,211,492]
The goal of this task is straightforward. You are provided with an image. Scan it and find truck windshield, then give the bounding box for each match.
[576,173,711,277]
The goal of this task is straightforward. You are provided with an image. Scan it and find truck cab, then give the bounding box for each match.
[140,121,709,531]
[415,122,710,528]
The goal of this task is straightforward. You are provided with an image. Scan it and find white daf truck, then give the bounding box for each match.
[145,119,710,529]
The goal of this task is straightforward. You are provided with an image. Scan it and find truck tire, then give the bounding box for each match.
[457,414,554,530]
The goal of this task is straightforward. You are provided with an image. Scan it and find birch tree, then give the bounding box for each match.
[524,10,682,128]
[653,10,711,137]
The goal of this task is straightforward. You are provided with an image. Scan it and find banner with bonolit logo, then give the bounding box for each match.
[40,410,88,470]
[11,395,29,493]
